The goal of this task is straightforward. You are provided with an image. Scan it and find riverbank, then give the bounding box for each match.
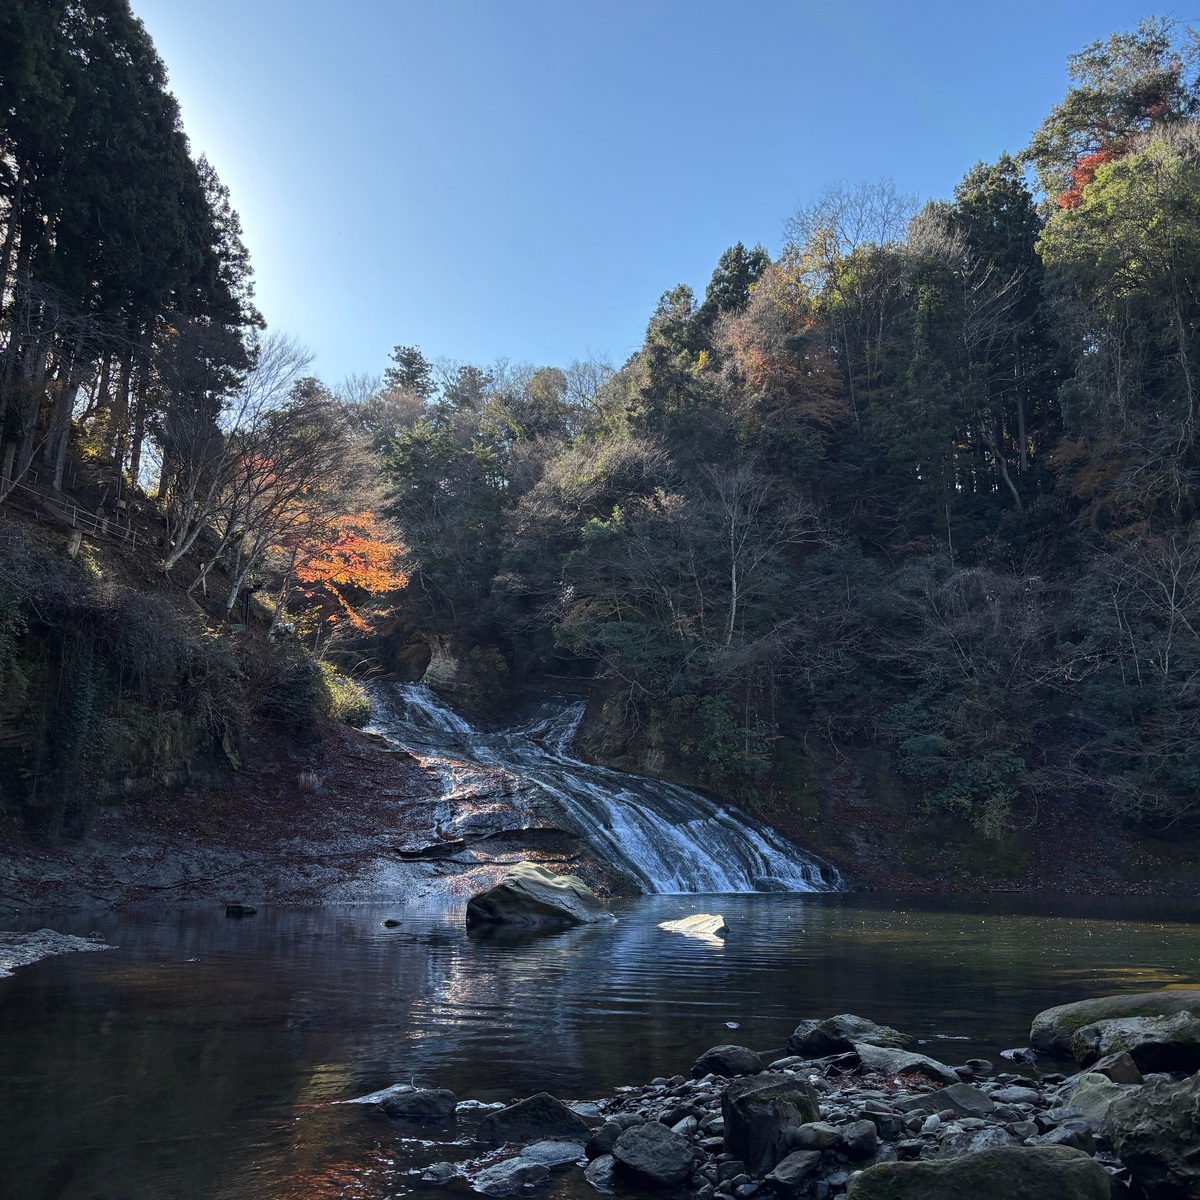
[0,716,625,913]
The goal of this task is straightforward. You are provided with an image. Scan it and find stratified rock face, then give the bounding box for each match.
[611,1122,694,1187]
[1103,1074,1200,1198]
[464,862,616,928]
[380,1088,457,1122]
[722,1073,821,1177]
[786,1014,914,1057]
[691,1045,763,1078]
[1030,991,1200,1057]
[475,1092,591,1143]
[852,1043,959,1085]
[1071,1011,1200,1073]
[846,1145,1111,1200]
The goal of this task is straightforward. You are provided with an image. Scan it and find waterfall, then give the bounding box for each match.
[369,683,840,895]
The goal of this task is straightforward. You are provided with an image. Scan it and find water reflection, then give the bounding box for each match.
[0,893,1198,1199]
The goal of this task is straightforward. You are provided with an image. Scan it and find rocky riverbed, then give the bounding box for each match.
[356,1001,1200,1199]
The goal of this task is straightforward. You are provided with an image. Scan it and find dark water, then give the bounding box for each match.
[2,893,1199,1200]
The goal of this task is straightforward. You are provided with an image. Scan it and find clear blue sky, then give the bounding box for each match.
[130,0,1160,384]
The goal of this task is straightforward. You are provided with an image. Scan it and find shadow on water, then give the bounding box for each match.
[1,893,1199,1198]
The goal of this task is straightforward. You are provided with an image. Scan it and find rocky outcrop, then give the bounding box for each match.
[846,1146,1111,1200]
[1071,1010,1200,1073]
[722,1073,821,1176]
[1102,1074,1200,1198]
[1030,990,1200,1056]
[464,862,616,928]
[786,1014,913,1057]
[691,1045,763,1078]
[475,1091,591,1143]
[612,1121,694,1187]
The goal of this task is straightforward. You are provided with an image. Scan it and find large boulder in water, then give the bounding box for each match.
[846,1145,1110,1200]
[786,1014,914,1057]
[465,862,616,928]
[1102,1073,1200,1198]
[1071,1010,1200,1073]
[476,1091,591,1143]
[1029,990,1200,1057]
[380,1088,457,1122]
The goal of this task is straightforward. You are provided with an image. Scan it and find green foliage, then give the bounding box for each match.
[317,663,372,727]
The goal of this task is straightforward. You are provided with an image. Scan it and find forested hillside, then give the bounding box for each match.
[2,8,1199,864]
[377,19,1200,840]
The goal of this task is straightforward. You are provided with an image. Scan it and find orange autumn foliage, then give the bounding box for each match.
[292,511,407,632]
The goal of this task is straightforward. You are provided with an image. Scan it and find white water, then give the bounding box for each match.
[369,682,839,895]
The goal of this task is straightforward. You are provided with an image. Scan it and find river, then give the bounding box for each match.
[2,893,1199,1199]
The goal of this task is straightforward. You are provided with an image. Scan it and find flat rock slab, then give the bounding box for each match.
[658,913,728,941]
[0,928,113,978]
[519,1140,585,1169]
[1030,990,1200,1057]
[476,1092,591,1144]
[847,1145,1111,1200]
[853,1043,959,1085]
[471,1155,551,1196]
[787,1014,913,1057]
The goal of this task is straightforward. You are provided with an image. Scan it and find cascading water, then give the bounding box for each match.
[369,682,840,895]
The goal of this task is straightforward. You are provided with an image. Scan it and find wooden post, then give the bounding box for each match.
[66,530,82,559]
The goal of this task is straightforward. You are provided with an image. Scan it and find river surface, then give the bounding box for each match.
[2,893,1199,1199]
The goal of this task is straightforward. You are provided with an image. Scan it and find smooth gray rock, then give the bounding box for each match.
[1072,1010,1200,1073]
[380,1088,457,1122]
[1030,990,1200,1057]
[938,1125,1019,1158]
[990,1085,1041,1105]
[465,862,616,928]
[841,1119,878,1159]
[1059,1072,1141,1122]
[472,1156,551,1195]
[853,1043,959,1085]
[1090,1050,1143,1085]
[612,1121,693,1187]
[584,1154,616,1193]
[476,1092,591,1143]
[764,1150,823,1195]
[585,1120,622,1161]
[895,1082,995,1119]
[787,1015,914,1058]
[692,1045,764,1078]
[723,1073,821,1177]
[1102,1073,1200,1198]
[520,1140,585,1169]
[1031,1120,1096,1154]
[846,1145,1111,1200]
[789,1121,842,1150]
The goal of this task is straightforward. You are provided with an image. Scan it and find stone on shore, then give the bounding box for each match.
[380,1088,457,1122]
[465,862,616,928]
[1102,1073,1200,1198]
[1071,1010,1200,1073]
[895,1082,994,1119]
[853,1043,959,1084]
[722,1073,821,1177]
[611,1121,694,1187]
[764,1150,823,1194]
[1029,990,1200,1057]
[786,1014,913,1057]
[846,1145,1111,1200]
[471,1155,551,1195]
[476,1091,591,1143]
[1059,1071,1142,1122]
[659,913,728,939]
[691,1045,763,1078]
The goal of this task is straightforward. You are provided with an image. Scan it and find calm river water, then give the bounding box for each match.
[2,893,1198,1199]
